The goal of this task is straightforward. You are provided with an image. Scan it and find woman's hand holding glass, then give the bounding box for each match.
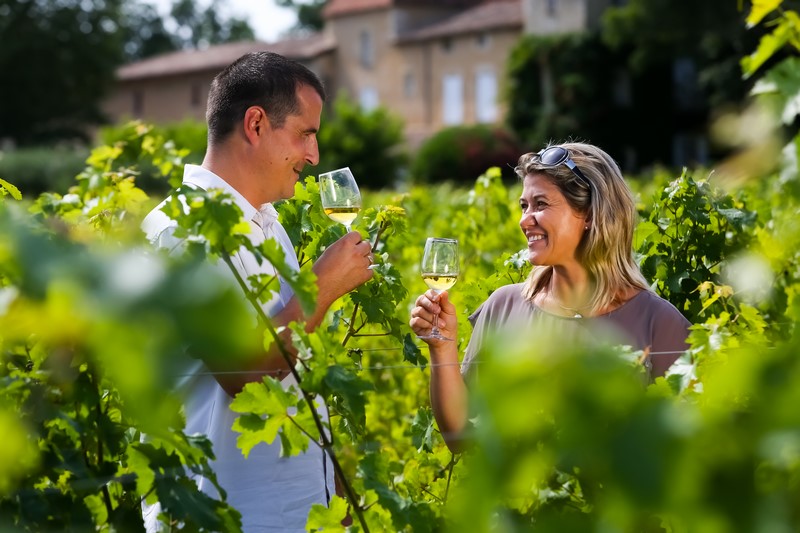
[415,238,459,341]
[411,289,459,346]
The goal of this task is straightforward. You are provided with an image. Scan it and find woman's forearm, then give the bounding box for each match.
[429,344,469,453]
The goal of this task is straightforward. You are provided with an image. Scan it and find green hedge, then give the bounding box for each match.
[410,125,524,185]
[0,146,89,197]
[307,94,408,190]
[99,119,207,166]
[95,120,206,195]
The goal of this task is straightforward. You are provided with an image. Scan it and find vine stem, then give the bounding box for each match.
[370,223,387,253]
[342,219,389,347]
[342,302,360,346]
[444,453,457,503]
[87,370,115,520]
[220,253,370,533]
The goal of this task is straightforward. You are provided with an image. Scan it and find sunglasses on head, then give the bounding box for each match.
[533,146,592,196]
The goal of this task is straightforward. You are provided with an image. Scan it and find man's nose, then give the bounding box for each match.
[306,136,319,166]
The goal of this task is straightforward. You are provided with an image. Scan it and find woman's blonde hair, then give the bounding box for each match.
[515,142,649,313]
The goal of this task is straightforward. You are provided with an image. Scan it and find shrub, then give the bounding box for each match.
[103,106,407,192]
[93,121,199,195]
[309,94,408,190]
[410,125,524,185]
[0,146,89,197]
[157,120,208,165]
[99,118,207,165]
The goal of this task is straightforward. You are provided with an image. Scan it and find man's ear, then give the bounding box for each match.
[243,106,268,144]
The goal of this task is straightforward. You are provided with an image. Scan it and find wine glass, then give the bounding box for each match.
[319,167,361,232]
[418,238,459,341]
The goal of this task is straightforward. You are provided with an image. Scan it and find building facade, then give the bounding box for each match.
[104,36,336,125]
[106,0,690,163]
[103,0,525,148]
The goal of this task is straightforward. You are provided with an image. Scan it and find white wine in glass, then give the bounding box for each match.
[420,273,458,292]
[324,207,359,227]
[319,167,361,231]
[418,238,459,341]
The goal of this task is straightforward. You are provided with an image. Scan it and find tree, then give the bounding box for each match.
[119,2,180,62]
[0,0,127,145]
[276,0,328,32]
[0,0,255,146]
[170,0,254,48]
[601,0,758,108]
[505,1,769,170]
[309,94,408,189]
[120,0,255,61]
[505,33,678,170]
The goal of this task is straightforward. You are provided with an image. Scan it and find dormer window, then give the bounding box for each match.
[475,69,497,123]
[359,86,379,112]
[190,83,202,108]
[360,30,374,69]
[404,72,415,98]
[132,90,144,117]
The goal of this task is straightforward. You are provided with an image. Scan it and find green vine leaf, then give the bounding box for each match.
[231,378,318,457]
[0,178,22,201]
[307,495,349,531]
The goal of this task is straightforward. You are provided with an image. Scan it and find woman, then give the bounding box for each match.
[409,142,691,452]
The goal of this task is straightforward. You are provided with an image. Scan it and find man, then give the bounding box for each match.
[141,51,373,532]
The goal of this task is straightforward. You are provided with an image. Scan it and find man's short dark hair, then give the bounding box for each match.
[206,51,326,145]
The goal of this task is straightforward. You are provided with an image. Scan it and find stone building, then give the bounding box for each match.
[104,0,525,148]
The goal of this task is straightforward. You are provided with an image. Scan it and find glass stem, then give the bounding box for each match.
[431,289,441,335]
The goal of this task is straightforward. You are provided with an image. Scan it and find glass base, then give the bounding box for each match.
[417,332,454,341]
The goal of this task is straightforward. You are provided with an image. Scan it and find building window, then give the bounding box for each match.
[612,69,632,107]
[442,74,464,125]
[476,32,490,49]
[191,83,202,108]
[546,0,557,16]
[404,72,415,98]
[672,133,709,167]
[441,37,453,53]
[475,69,498,123]
[359,86,379,112]
[132,90,144,117]
[360,30,374,69]
[673,57,701,110]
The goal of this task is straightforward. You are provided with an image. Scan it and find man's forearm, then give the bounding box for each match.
[212,287,339,396]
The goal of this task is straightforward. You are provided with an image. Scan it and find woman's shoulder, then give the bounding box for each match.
[483,283,530,311]
[618,289,691,325]
[615,289,692,378]
[468,283,528,324]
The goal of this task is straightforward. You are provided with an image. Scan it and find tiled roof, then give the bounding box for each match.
[117,34,335,81]
[398,0,522,42]
[324,0,391,18]
[324,0,483,18]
